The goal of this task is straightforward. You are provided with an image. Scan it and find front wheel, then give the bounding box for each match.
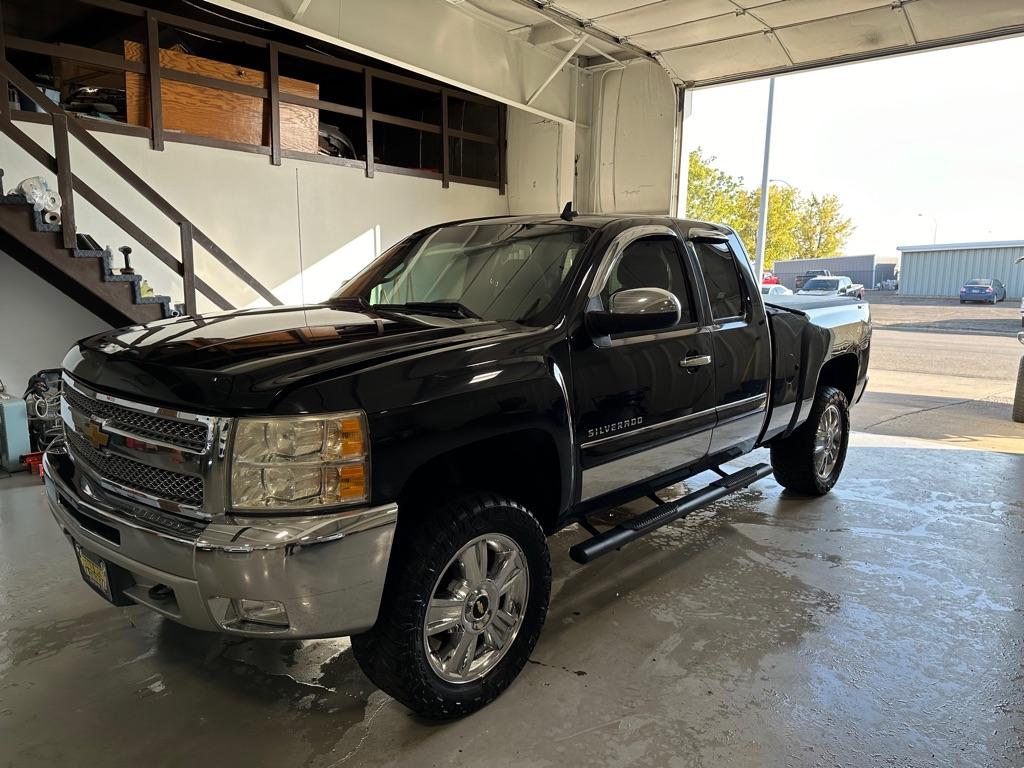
[770,386,850,495]
[351,494,551,719]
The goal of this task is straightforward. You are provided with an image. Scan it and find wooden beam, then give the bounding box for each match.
[441,89,450,189]
[145,11,164,151]
[364,69,374,179]
[51,114,77,250]
[268,43,281,166]
[180,221,197,315]
[5,36,145,73]
[0,3,9,127]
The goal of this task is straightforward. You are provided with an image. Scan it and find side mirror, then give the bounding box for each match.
[586,287,682,336]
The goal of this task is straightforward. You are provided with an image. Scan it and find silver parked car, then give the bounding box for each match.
[797,276,865,300]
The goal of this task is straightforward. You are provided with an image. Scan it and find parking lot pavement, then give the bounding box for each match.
[854,328,1024,453]
[867,293,1021,336]
[1,431,1022,768]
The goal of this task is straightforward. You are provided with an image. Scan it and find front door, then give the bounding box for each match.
[571,226,717,502]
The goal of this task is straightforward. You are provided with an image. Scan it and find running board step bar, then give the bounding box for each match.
[569,463,773,564]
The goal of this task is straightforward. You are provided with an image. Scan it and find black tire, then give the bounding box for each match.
[1013,357,1024,424]
[770,385,850,495]
[959,299,965,304]
[351,493,551,719]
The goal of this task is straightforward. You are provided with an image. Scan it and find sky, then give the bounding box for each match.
[680,34,1024,262]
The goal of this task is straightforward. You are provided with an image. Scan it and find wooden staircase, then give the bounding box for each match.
[0,57,280,328]
[0,172,180,326]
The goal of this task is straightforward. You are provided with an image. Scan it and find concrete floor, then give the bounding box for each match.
[3,319,1023,766]
[1,430,1022,767]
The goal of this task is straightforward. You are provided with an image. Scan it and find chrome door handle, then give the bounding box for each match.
[680,354,712,368]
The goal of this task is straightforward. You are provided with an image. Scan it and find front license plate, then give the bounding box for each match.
[76,544,112,601]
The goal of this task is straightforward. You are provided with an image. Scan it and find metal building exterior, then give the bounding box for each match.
[772,255,895,291]
[897,241,1024,298]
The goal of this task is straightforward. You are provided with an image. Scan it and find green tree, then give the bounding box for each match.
[685,148,854,269]
[793,194,856,259]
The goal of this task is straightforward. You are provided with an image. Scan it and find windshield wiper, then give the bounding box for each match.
[371,301,483,320]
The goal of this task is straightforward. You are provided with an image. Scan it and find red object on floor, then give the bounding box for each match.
[21,451,44,478]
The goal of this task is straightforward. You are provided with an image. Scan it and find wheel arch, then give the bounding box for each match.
[396,428,566,535]
[817,352,860,404]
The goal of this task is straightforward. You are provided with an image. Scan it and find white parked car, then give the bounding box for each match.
[761,284,793,297]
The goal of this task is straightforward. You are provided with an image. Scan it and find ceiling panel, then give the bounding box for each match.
[776,6,908,62]
[906,0,1024,41]
[751,0,892,29]
[552,0,654,19]
[631,13,766,51]
[659,32,791,82]
[455,0,1024,86]
[464,0,542,30]
[590,0,737,35]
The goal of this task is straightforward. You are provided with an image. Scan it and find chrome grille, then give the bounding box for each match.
[65,429,204,507]
[63,385,209,452]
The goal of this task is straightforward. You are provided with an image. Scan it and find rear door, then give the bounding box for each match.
[688,232,771,456]
[571,225,716,502]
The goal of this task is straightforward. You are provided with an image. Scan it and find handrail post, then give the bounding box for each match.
[52,114,77,249]
[145,11,164,151]
[364,70,374,178]
[441,88,450,189]
[268,43,281,166]
[0,0,10,125]
[179,221,197,315]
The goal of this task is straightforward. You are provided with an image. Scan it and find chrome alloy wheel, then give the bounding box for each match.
[814,403,842,479]
[423,534,529,684]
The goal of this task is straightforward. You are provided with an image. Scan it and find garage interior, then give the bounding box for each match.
[1,0,1023,765]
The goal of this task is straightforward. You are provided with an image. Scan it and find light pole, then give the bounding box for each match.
[769,178,794,190]
[917,212,938,244]
[754,77,775,283]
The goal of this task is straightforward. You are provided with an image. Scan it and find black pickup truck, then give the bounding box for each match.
[44,214,870,719]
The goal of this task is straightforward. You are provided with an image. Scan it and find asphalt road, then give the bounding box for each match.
[869,327,1021,383]
[855,327,1023,452]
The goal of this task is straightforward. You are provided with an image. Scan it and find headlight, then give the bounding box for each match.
[230,412,369,511]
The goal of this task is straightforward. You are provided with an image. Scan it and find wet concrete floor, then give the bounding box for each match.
[1,432,1022,767]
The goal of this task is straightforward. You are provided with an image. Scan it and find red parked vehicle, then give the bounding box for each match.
[762,271,780,285]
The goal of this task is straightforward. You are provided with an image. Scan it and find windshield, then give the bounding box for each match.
[966,278,992,286]
[334,223,593,324]
[802,278,839,291]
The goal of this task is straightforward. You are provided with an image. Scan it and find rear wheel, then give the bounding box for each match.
[770,386,850,495]
[1013,357,1024,424]
[351,494,550,719]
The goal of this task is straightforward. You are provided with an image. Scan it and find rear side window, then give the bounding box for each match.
[692,241,746,320]
[602,235,696,325]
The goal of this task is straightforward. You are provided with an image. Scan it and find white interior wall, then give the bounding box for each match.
[0,122,510,313]
[0,253,110,391]
[506,109,574,216]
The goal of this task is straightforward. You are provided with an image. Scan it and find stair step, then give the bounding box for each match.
[0,174,180,322]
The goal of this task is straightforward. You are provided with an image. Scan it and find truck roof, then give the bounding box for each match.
[444,213,727,234]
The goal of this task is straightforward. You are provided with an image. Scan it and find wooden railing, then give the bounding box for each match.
[0,0,506,191]
[0,58,281,314]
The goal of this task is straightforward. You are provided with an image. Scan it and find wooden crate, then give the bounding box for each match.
[124,41,318,153]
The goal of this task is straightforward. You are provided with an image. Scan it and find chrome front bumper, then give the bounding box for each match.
[43,449,397,638]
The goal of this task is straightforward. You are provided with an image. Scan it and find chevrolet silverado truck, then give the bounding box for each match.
[44,213,870,718]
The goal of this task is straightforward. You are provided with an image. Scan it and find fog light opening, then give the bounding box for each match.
[229,598,290,628]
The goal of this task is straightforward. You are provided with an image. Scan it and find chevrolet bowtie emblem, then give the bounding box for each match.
[83,420,109,450]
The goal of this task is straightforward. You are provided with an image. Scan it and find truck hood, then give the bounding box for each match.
[64,303,519,413]
[796,289,839,296]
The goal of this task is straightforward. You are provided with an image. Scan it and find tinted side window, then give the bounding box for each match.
[602,235,695,325]
[692,241,746,320]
